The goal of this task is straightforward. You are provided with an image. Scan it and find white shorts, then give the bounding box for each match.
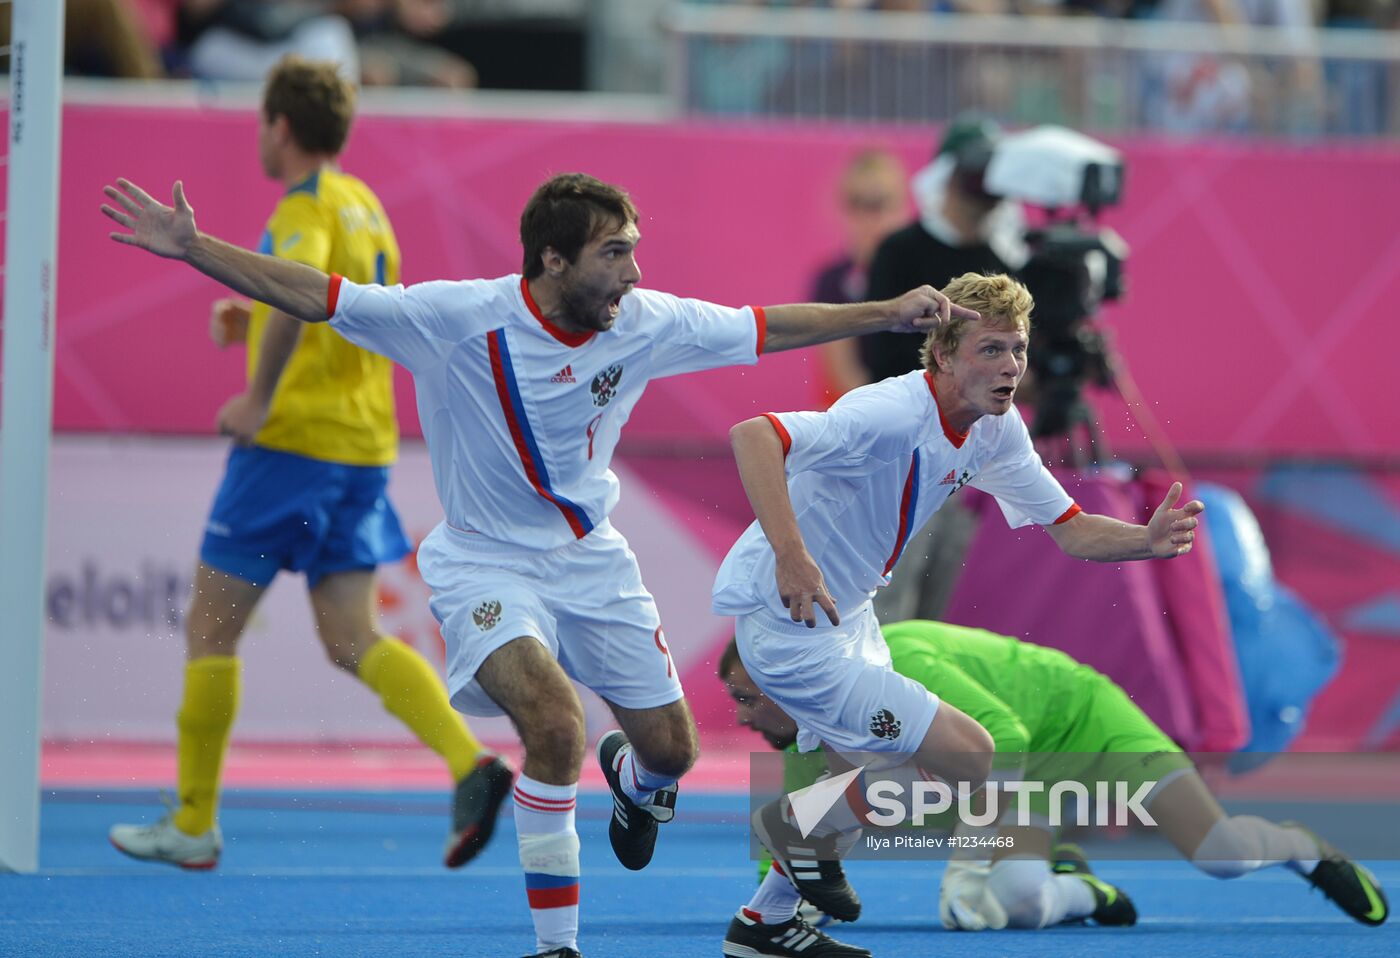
[736,602,940,756]
[417,519,681,717]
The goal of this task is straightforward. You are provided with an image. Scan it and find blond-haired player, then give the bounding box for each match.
[714,273,1206,957]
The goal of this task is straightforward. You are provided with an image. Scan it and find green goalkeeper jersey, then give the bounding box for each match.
[881,619,1105,756]
[881,619,1183,784]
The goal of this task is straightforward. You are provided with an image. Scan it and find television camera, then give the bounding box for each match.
[952,124,1130,448]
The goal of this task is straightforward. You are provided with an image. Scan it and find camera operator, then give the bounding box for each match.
[860,115,1028,386]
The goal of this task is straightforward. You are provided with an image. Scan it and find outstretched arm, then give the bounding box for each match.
[102,178,333,324]
[730,416,839,628]
[762,286,980,354]
[1046,481,1204,562]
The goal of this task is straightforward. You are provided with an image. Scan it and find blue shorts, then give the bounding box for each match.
[200,445,411,589]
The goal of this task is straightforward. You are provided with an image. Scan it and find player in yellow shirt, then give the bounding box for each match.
[109,56,511,871]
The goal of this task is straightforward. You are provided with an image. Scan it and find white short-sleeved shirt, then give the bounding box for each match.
[712,369,1080,619]
[328,273,764,550]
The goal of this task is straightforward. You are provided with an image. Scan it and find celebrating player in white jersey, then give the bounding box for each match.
[711,272,1205,958]
[101,172,975,958]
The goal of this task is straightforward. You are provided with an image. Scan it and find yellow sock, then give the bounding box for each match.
[174,656,241,836]
[359,637,484,781]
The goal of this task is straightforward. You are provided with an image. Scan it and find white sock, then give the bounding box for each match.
[1049,871,1099,923]
[744,863,803,924]
[986,857,1097,929]
[514,776,580,953]
[1191,816,1322,880]
[614,744,675,807]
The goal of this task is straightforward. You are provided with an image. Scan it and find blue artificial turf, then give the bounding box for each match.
[2,789,1395,957]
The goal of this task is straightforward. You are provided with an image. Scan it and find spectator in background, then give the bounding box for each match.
[767,0,947,122]
[343,0,477,89]
[176,0,360,82]
[813,148,910,401]
[1144,0,1323,135]
[0,0,165,79]
[125,0,181,58]
[111,0,475,87]
[1321,0,1396,134]
[1387,0,1400,135]
[689,0,797,114]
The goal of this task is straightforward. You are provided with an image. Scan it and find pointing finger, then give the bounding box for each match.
[934,291,951,325]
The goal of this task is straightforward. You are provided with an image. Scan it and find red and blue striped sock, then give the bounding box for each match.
[514,776,580,953]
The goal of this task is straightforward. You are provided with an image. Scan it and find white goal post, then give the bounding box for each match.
[0,0,65,875]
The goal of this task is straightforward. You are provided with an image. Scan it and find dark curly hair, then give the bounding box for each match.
[520,173,639,279]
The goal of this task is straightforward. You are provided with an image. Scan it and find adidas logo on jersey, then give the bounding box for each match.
[938,470,958,486]
[551,364,577,383]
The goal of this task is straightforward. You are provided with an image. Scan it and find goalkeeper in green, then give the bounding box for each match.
[719,619,1388,931]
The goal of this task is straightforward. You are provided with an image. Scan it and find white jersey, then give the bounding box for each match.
[330,273,763,549]
[713,369,1079,619]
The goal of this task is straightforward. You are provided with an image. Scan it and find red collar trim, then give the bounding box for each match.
[521,277,595,348]
[925,372,969,449]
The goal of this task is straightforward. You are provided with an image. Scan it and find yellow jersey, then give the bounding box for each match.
[249,168,400,466]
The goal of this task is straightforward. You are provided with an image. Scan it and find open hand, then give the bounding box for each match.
[1148,481,1205,558]
[887,285,981,335]
[102,179,197,260]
